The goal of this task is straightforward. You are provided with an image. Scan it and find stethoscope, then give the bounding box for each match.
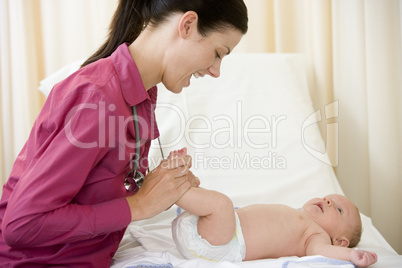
[124,105,164,192]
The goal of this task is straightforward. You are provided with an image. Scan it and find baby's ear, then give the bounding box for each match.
[333,237,350,248]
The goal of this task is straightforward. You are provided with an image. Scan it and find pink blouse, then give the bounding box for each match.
[0,43,159,267]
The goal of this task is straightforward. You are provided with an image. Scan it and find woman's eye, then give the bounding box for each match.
[337,208,342,214]
[215,52,222,59]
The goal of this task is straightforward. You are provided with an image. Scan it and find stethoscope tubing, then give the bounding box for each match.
[132,105,141,172]
[125,105,164,192]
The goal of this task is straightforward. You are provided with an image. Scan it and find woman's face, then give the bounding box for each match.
[162,26,243,93]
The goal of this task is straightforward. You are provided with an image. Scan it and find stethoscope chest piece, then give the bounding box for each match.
[124,169,145,192]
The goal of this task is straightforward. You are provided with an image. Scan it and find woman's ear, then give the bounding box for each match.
[332,237,350,248]
[177,11,199,39]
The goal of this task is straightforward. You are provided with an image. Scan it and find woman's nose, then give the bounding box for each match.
[207,60,221,78]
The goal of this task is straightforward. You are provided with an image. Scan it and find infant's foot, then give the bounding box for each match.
[168,147,187,159]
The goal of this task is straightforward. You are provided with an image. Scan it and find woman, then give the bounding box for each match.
[0,0,248,266]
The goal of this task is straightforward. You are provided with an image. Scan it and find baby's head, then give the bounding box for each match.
[301,194,362,248]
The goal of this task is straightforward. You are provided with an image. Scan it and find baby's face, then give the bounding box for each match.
[301,194,360,246]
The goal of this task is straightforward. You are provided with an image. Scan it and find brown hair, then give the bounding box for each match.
[81,0,248,67]
[348,206,362,248]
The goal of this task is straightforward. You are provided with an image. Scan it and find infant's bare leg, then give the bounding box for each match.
[175,187,236,245]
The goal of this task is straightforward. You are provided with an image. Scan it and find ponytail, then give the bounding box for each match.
[81,0,148,67]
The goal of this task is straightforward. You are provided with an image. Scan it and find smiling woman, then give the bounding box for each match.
[81,1,247,95]
[0,0,248,267]
[128,11,243,92]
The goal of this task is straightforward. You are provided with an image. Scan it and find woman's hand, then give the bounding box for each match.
[125,150,199,221]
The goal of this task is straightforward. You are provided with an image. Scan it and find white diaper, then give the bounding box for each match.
[172,211,246,262]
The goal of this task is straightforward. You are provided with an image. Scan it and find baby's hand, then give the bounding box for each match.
[350,249,377,267]
[168,147,187,159]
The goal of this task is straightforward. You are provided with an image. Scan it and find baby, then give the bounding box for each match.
[169,148,377,267]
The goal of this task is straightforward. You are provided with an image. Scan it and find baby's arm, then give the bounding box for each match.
[306,235,377,267]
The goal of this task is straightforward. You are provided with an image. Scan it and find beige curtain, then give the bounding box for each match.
[1,0,45,185]
[0,0,116,187]
[1,0,401,254]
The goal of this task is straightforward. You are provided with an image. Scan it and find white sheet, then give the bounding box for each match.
[111,211,401,268]
[38,53,401,267]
